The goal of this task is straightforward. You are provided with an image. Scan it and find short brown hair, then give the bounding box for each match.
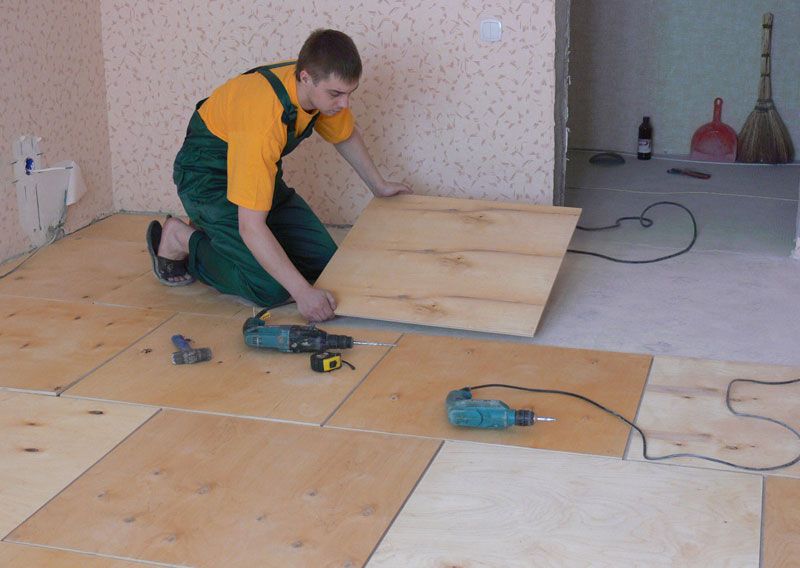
[296,29,362,84]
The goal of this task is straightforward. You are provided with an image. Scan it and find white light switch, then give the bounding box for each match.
[480,19,502,42]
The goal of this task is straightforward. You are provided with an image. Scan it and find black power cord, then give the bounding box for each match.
[567,201,698,264]
[466,379,800,472]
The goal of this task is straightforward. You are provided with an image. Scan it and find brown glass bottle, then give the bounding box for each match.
[638,116,652,160]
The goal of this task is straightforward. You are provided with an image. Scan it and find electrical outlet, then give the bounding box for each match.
[11,135,66,247]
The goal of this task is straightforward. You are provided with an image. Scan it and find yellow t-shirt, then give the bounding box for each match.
[198,63,354,211]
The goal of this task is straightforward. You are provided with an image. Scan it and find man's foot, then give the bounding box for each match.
[146,217,195,286]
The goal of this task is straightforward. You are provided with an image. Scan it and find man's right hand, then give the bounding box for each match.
[294,287,337,322]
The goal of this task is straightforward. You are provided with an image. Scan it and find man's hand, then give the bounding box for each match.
[373,180,413,198]
[294,286,337,322]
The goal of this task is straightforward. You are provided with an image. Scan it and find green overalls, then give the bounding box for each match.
[173,62,338,307]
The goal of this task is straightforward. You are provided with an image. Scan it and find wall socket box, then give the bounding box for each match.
[11,136,67,248]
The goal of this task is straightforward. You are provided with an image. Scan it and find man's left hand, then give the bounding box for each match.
[374,180,413,198]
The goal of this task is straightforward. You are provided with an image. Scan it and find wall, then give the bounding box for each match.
[553,0,570,205]
[568,1,800,157]
[0,0,113,262]
[101,1,557,224]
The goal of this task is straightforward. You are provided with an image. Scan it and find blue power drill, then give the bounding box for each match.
[446,388,557,429]
[242,310,394,353]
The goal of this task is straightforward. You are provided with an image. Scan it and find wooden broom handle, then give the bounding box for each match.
[761,13,773,78]
[758,13,773,101]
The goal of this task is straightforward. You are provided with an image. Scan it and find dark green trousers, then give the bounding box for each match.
[173,111,337,307]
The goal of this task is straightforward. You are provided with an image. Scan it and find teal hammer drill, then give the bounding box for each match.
[242,311,394,353]
[446,388,556,429]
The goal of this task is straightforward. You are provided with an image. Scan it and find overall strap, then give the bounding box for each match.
[243,61,319,142]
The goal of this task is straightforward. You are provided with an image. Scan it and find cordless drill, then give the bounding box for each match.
[446,388,556,429]
[242,314,394,353]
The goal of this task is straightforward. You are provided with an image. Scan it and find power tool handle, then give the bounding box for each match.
[171,334,191,352]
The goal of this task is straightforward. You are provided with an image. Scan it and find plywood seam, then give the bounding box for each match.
[623,356,655,461]
[363,439,445,567]
[0,385,58,397]
[321,333,406,427]
[0,542,184,567]
[58,311,179,395]
[59,396,326,428]
[1,408,161,541]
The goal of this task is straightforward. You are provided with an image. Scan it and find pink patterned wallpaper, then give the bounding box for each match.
[102,1,556,224]
[0,0,113,262]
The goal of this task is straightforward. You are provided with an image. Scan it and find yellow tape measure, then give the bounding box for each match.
[310,351,356,373]
[310,351,342,372]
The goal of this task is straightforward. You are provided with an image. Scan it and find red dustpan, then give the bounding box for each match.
[690,97,737,161]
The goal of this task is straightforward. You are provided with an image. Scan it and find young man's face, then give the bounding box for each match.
[298,69,358,116]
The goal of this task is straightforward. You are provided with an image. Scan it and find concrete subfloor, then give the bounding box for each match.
[327,150,800,367]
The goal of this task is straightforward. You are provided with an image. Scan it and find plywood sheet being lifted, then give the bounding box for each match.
[627,356,800,477]
[327,334,652,457]
[315,195,580,337]
[369,441,761,567]
[9,411,440,568]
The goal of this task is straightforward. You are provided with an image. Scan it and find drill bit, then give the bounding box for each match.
[353,340,397,347]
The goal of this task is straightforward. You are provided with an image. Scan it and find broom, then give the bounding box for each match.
[737,13,794,164]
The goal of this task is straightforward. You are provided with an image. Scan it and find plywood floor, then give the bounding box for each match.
[369,441,762,567]
[328,334,652,456]
[0,392,156,538]
[65,312,400,424]
[0,296,171,393]
[8,411,440,568]
[1,214,797,567]
[315,195,580,337]
[628,356,800,477]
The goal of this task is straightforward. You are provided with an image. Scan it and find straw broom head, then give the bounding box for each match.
[737,13,794,164]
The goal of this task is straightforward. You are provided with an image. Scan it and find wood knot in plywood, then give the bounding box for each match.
[305,489,318,498]
[196,483,213,495]
[163,534,177,543]
[291,540,303,549]
[461,212,490,225]
[73,315,81,320]
[23,447,40,452]
[123,516,135,523]
[439,255,469,268]
[88,410,104,415]
[361,505,375,517]
[389,393,400,401]
[414,302,440,314]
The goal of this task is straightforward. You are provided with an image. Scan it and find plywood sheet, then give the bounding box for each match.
[0,543,142,567]
[0,392,156,538]
[66,312,400,424]
[9,411,440,568]
[315,195,580,337]
[764,476,800,567]
[0,237,149,302]
[627,356,800,477]
[369,441,761,567]
[0,296,171,393]
[70,213,163,242]
[96,272,244,316]
[328,334,651,456]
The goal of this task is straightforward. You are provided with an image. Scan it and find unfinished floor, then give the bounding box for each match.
[0,156,798,566]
